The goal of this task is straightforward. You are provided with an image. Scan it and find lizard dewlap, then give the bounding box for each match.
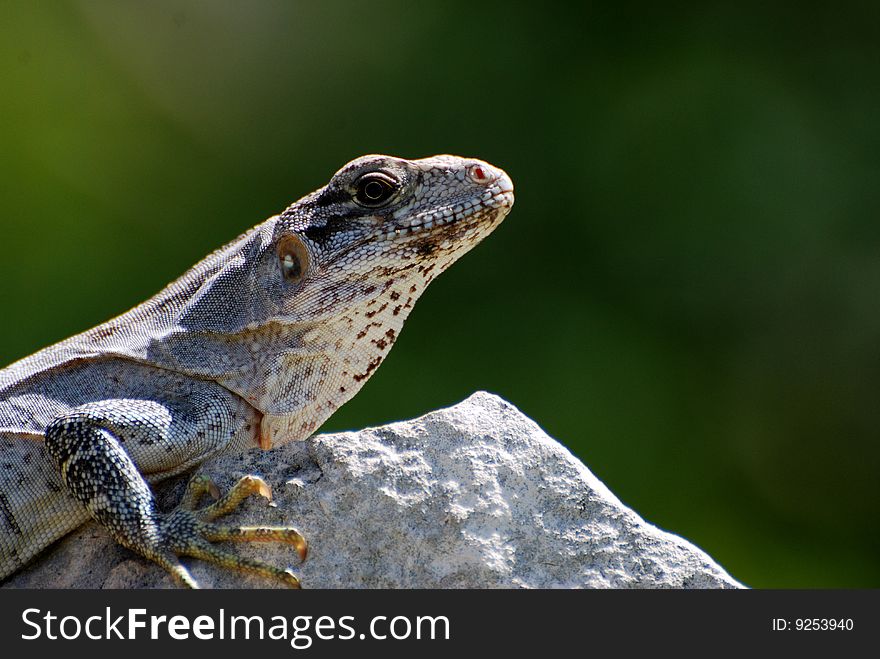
[0,154,514,588]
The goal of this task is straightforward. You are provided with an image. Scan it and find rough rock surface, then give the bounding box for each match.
[3,392,742,589]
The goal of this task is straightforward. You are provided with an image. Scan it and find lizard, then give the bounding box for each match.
[0,154,514,588]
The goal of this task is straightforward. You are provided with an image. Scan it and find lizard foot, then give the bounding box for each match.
[153,475,307,589]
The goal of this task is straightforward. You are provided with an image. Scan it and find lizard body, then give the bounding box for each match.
[0,154,514,587]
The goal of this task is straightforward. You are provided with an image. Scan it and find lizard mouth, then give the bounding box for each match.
[381,170,515,243]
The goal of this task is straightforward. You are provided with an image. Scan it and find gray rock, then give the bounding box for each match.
[3,392,743,588]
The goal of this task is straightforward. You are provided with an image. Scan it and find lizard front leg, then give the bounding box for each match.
[42,391,306,588]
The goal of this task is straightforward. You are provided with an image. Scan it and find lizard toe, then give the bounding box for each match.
[193,475,272,521]
[181,541,302,589]
[151,552,201,589]
[202,523,308,562]
[178,474,221,510]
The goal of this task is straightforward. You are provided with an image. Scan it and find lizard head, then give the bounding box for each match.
[269,154,515,322]
[159,155,513,445]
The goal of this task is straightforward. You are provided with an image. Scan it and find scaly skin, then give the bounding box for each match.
[0,155,514,587]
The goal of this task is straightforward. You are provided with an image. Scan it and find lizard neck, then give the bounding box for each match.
[224,270,431,446]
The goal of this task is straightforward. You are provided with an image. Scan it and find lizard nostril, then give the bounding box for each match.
[466,164,494,184]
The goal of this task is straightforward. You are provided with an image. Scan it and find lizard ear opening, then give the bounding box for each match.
[277,235,310,285]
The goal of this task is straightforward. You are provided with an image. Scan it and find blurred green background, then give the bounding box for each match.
[1,2,878,588]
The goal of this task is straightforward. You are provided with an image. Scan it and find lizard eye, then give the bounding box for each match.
[354,173,397,207]
[277,235,309,284]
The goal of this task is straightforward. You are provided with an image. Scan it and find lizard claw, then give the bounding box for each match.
[252,476,273,502]
[150,473,307,588]
[206,479,221,501]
